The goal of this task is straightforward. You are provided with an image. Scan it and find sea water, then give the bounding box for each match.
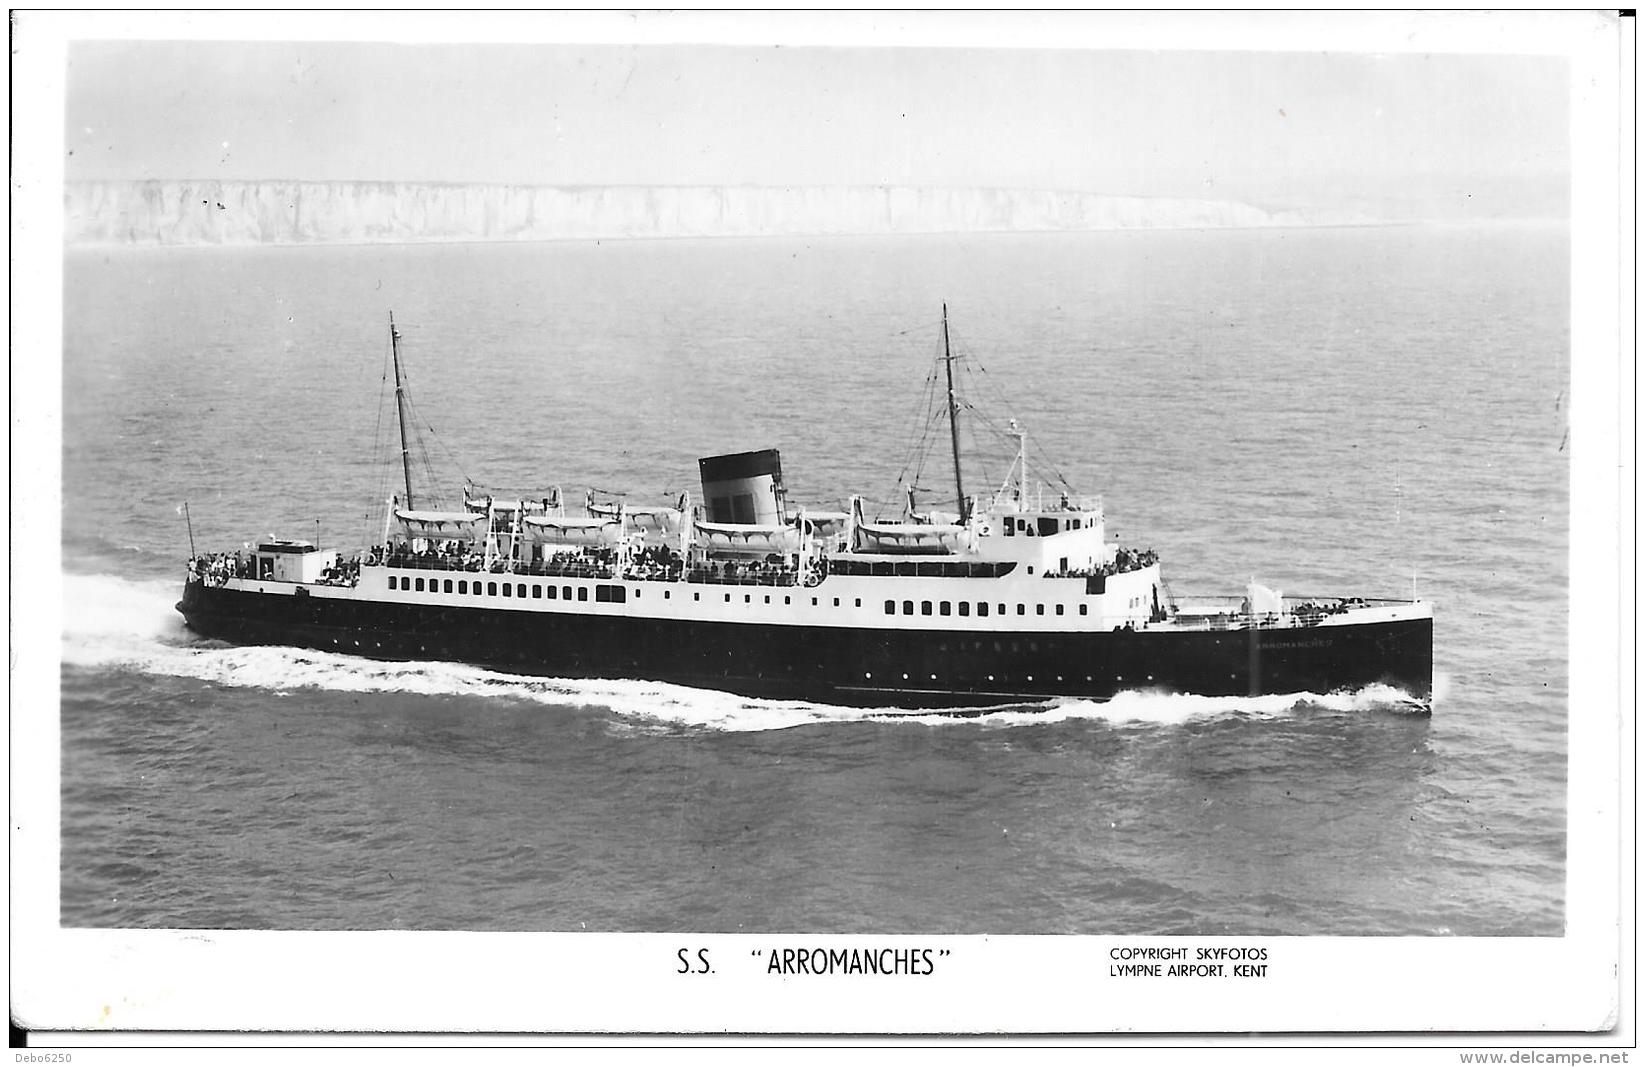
[57,225,1568,933]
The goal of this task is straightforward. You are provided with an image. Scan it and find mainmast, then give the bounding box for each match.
[941,303,968,523]
[389,311,415,511]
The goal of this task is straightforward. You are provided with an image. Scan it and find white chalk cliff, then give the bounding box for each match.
[65,180,1318,246]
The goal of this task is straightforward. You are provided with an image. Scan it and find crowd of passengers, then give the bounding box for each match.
[1291,598,1365,622]
[1044,546,1160,579]
[187,551,251,585]
[685,553,798,586]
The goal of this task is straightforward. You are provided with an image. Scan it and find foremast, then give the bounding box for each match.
[941,302,968,524]
[389,312,415,511]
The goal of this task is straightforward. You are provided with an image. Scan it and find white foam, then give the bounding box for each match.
[60,570,1429,733]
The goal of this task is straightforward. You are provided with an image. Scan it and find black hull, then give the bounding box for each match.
[177,582,1432,711]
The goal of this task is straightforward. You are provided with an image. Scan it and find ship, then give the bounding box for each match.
[177,309,1434,713]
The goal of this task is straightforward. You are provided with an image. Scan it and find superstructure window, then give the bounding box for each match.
[563,586,572,600]
[1036,604,1044,616]
[959,602,970,617]
[1017,604,1025,615]
[978,602,989,617]
[903,601,914,615]
[487,582,497,596]
[444,579,453,593]
[939,602,951,616]
[921,601,932,616]
[577,587,588,601]
[1079,604,1087,615]
[533,585,542,599]
[546,585,557,599]
[1055,604,1065,616]
[458,580,468,594]
[388,576,397,590]
[885,600,896,615]
[502,583,511,597]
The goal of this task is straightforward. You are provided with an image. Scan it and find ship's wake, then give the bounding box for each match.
[59,572,1432,732]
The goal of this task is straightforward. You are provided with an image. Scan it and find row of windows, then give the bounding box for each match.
[384,576,1091,621]
[1003,515,1091,537]
[884,599,1085,618]
[827,559,1018,579]
[387,574,625,603]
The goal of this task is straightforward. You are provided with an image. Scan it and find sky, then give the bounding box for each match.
[62,33,1570,213]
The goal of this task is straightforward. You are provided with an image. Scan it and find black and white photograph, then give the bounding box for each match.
[12,9,1629,1042]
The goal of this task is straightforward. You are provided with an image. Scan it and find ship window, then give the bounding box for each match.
[694,592,700,601]
[546,585,556,599]
[414,578,425,592]
[634,589,641,598]
[388,576,397,590]
[577,587,587,601]
[854,598,860,607]
[813,597,819,606]
[595,585,626,603]
[921,601,933,616]
[903,600,914,615]
[1017,604,1026,615]
[502,583,511,597]
[725,594,731,603]
[784,596,790,605]
[998,603,1006,616]
[1038,517,1059,537]
[664,590,670,599]
[746,595,752,604]
[1079,604,1087,615]
[1027,566,1034,575]
[1036,604,1044,616]
[1004,521,1014,537]
[563,586,572,600]
[457,580,467,594]
[764,595,770,604]
[885,600,895,615]
[978,602,989,617]
[1055,604,1064,616]
[959,602,970,616]
[532,585,542,599]
[517,584,526,598]
[473,584,482,597]
[939,601,951,616]
[488,582,497,595]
